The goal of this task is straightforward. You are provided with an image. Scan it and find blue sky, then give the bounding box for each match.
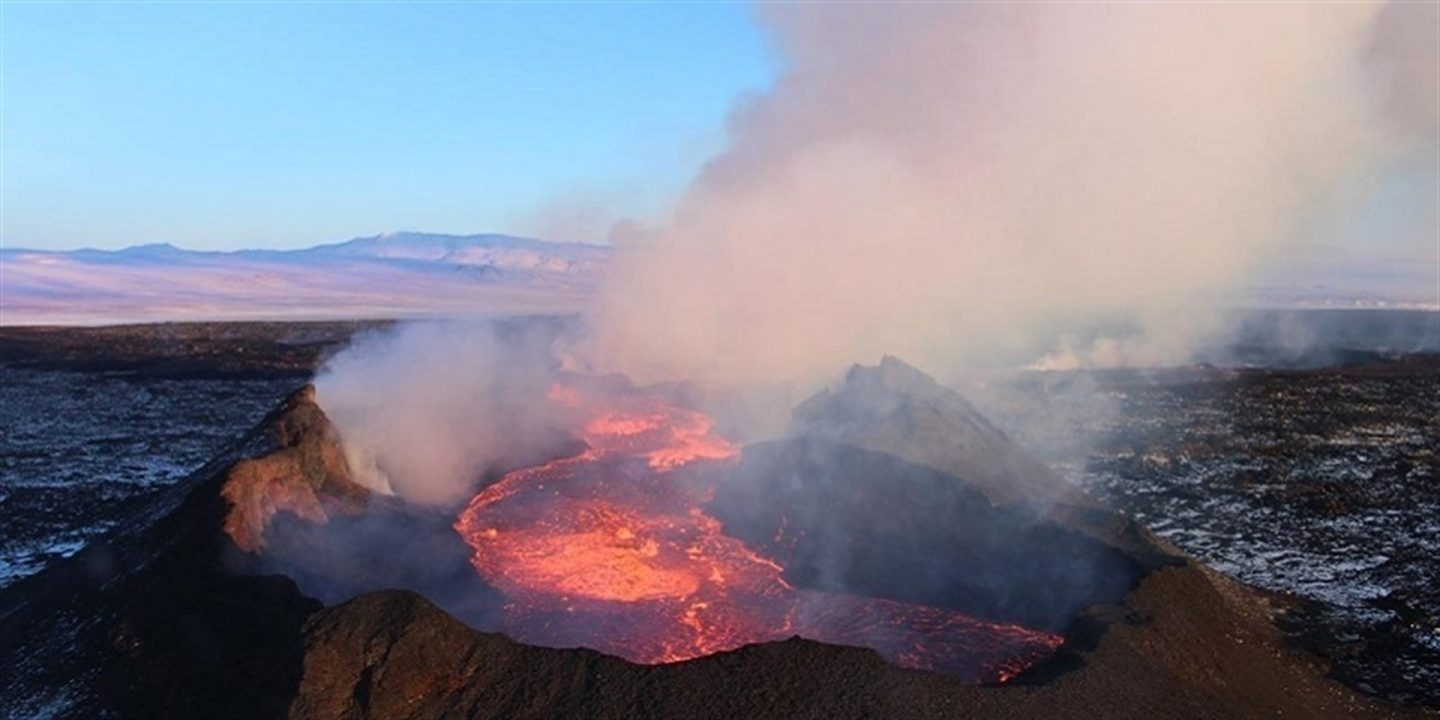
[1,2,774,250]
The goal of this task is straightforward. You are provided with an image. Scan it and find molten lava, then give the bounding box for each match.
[455,383,1062,682]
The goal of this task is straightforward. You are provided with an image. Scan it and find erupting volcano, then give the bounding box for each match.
[455,381,1063,682]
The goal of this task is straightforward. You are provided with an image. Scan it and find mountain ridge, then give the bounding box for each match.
[1,230,607,259]
[0,232,609,325]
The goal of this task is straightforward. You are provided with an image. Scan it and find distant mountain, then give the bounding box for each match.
[0,233,610,325]
[1238,252,1440,311]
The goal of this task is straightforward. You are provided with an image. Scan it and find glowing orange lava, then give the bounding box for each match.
[455,383,1062,680]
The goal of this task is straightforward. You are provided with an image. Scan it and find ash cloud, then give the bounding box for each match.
[594,2,1435,386]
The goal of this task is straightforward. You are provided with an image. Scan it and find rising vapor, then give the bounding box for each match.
[315,2,1436,503]
[314,321,563,505]
[595,2,1435,384]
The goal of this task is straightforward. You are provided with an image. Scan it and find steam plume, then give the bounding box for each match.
[314,321,560,505]
[315,3,1435,503]
[595,2,1433,384]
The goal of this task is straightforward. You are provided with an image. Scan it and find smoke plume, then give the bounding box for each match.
[594,2,1433,385]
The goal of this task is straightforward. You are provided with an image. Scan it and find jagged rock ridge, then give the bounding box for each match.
[793,355,1081,506]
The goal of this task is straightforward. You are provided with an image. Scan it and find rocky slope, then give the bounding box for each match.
[793,356,1082,506]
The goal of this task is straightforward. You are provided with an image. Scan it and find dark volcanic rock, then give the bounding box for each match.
[790,357,1172,566]
[793,356,1083,506]
[0,371,1419,719]
[709,438,1149,630]
[0,322,380,380]
[284,569,1403,720]
[220,386,369,552]
[0,388,327,718]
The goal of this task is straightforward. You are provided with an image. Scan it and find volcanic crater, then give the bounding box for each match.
[449,373,1136,682]
[0,357,1412,719]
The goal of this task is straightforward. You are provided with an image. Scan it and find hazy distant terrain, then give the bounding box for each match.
[5,231,1435,327]
[0,232,607,324]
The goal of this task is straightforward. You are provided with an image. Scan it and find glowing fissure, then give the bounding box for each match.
[455,384,1061,681]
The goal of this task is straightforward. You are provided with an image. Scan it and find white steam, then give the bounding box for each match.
[595,2,1434,384]
[313,321,559,505]
[314,2,1436,504]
